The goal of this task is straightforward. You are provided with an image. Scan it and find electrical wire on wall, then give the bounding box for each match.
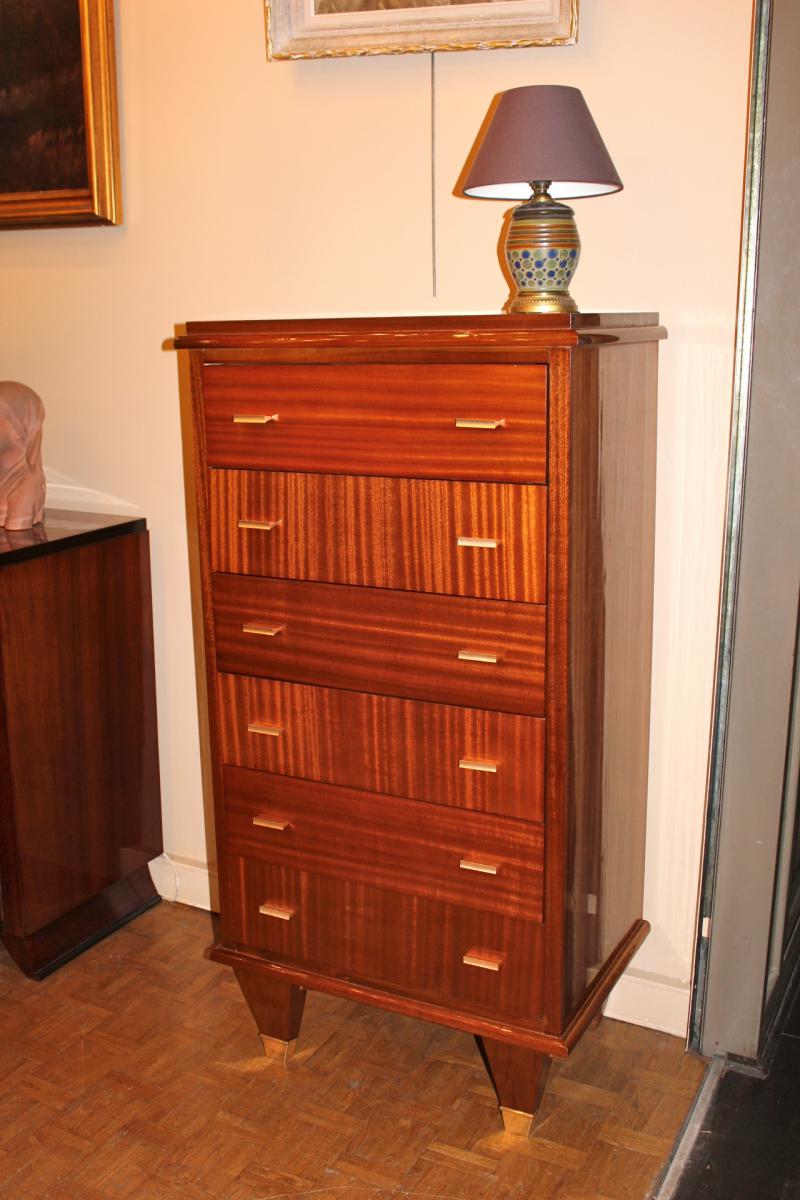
[430,51,437,297]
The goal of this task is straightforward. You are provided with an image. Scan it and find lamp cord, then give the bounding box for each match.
[430,50,437,298]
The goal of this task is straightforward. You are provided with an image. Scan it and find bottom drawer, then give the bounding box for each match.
[226,857,545,1023]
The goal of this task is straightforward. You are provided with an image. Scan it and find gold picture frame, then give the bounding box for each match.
[0,0,121,229]
[266,0,577,59]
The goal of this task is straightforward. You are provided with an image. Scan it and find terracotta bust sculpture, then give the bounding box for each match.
[0,383,46,530]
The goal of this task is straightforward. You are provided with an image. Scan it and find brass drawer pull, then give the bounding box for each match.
[258,902,294,920]
[233,413,279,424]
[252,816,289,831]
[459,758,498,774]
[242,622,286,637]
[459,859,499,875]
[463,950,505,972]
[457,649,499,664]
[457,536,499,550]
[454,417,506,430]
[238,519,282,532]
[247,722,283,737]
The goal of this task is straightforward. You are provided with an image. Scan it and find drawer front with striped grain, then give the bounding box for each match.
[217,674,545,821]
[210,469,547,603]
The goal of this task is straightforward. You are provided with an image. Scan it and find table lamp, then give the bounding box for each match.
[460,85,622,314]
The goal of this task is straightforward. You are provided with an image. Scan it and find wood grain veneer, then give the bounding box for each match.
[202,362,547,482]
[176,312,662,357]
[213,574,546,716]
[217,674,545,820]
[210,469,547,603]
[564,343,659,1017]
[178,313,664,1131]
[0,517,162,978]
[228,858,546,1023]
[223,766,544,920]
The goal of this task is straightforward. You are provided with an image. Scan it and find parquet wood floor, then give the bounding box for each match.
[0,902,706,1200]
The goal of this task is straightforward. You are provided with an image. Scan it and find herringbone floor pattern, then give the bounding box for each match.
[0,901,705,1200]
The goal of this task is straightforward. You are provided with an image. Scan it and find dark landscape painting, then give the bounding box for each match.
[0,0,88,195]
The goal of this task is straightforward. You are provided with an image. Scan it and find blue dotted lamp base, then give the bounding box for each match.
[504,206,581,314]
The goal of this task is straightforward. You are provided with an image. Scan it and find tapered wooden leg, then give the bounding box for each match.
[476,1037,552,1136]
[233,967,306,1062]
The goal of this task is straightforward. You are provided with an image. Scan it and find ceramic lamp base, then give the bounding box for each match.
[504,190,581,315]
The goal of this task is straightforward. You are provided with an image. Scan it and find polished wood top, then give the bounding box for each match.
[174,313,667,356]
[0,510,145,566]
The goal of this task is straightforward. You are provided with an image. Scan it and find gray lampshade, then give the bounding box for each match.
[462,85,623,202]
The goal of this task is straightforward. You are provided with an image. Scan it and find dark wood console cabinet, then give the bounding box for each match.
[177,313,664,1132]
[0,511,163,978]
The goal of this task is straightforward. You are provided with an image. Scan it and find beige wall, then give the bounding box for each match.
[0,0,753,1032]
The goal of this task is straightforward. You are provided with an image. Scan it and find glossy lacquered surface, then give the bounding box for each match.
[175,311,663,355]
[213,574,546,716]
[217,673,546,820]
[182,314,662,1127]
[227,857,546,1023]
[202,362,547,483]
[563,344,658,1016]
[210,469,547,603]
[0,514,163,977]
[0,508,145,564]
[224,765,545,919]
[0,866,160,980]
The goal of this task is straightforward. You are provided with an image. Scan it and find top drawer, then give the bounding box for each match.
[201,363,547,483]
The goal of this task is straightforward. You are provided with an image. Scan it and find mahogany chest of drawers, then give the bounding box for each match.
[177,313,664,1132]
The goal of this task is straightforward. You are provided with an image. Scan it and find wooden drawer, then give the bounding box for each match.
[227,857,546,1023]
[217,674,545,821]
[213,575,545,717]
[202,363,547,483]
[224,767,544,921]
[210,469,546,604]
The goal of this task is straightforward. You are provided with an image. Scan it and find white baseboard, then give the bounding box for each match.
[148,854,219,912]
[604,968,690,1037]
[148,855,691,1037]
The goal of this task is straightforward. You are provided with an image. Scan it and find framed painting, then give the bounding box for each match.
[266,0,578,59]
[0,0,121,228]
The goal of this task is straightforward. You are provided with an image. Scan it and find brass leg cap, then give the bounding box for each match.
[259,1034,297,1063]
[500,1106,534,1137]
